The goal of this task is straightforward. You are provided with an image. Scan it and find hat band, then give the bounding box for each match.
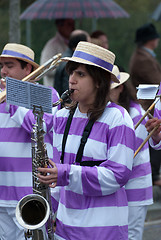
[73,51,113,71]
[2,50,34,62]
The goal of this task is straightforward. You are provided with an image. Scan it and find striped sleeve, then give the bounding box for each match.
[54,104,135,197]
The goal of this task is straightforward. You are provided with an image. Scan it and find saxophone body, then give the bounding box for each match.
[16,106,54,240]
[16,89,73,239]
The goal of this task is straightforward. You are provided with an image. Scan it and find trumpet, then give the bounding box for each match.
[0,53,62,103]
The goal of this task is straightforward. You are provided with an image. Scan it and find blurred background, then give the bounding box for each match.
[1,0,161,73]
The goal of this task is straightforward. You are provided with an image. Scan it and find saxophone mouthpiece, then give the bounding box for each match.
[53,89,74,107]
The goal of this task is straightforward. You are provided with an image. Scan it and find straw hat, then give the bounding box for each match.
[0,43,39,69]
[110,65,129,89]
[62,41,119,83]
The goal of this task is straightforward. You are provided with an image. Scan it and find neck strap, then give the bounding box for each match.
[60,108,94,164]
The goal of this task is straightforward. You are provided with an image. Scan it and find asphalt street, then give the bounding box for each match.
[143,186,161,240]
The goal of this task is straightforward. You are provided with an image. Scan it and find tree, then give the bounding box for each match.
[9,0,20,43]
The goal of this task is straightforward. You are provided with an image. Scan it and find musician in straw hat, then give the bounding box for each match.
[0,43,59,240]
[110,65,153,240]
[38,41,135,240]
[145,99,161,150]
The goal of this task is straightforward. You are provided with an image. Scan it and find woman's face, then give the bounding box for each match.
[110,85,123,103]
[69,64,98,112]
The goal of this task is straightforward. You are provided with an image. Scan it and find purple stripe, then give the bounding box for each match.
[0,128,31,142]
[53,148,107,165]
[103,160,131,187]
[0,102,7,112]
[56,163,70,186]
[0,186,33,201]
[59,188,127,209]
[109,125,135,150]
[73,50,113,71]
[55,116,134,149]
[44,132,53,144]
[82,165,102,196]
[154,108,161,118]
[2,50,34,62]
[132,115,147,125]
[126,186,153,202]
[56,220,128,240]
[0,157,32,171]
[130,162,151,179]
[135,136,148,151]
[108,102,125,117]
[51,195,59,214]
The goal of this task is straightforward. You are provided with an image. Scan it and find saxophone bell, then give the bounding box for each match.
[16,194,50,231]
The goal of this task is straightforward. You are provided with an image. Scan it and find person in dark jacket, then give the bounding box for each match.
[54,29,90,96]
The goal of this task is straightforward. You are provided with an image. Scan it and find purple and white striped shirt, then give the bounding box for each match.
[51,102,135,240]
[125,101,153,206]
[0,87,59,207]
[149,99,161,149]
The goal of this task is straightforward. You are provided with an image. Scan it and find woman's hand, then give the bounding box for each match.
[0,78,6,90]
[37,159,58,188]
[145,117,161,144]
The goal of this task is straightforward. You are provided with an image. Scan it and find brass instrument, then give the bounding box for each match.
[16,106,54,239]
[15,90,74,239]
[0,53,62,103]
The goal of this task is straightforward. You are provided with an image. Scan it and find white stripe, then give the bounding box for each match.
[11,106,29,126]
[54,233,65,240]
[125,173,152,189]
[0,113,19,127]
[98,167,120,195]
[0,200,18,207]
[0,171,32,187]
[57,202,128,227]
[51,187,61,202]
[109,144,134,170]
[46,142,53,159]
[0,142,31,157]
[133,148,150,166]
[135,123,148,140]
[128,199,153,206]
[65,165,83,194]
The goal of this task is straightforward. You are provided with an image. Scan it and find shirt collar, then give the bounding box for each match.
[142,47,156,58]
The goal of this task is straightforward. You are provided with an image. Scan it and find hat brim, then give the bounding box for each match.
[111,72,129,89]
[62,56,120,83]
[0,55,39,70]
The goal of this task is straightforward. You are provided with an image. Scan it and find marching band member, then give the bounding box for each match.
[110,65,153,240]
[38,41,135,240]
[0,43,59,240]
[145,98,161,149]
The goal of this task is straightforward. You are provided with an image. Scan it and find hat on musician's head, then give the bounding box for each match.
[111,65,129,89]
[0,43,39,69]
[62,41,119,83]
[135,23,160,44]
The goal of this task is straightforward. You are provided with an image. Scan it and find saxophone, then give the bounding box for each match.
[16,106,54,240]
[15,89,73,240]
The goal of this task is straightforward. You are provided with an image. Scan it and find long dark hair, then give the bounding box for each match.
[66,61,111,121]
[117,80,137,112]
